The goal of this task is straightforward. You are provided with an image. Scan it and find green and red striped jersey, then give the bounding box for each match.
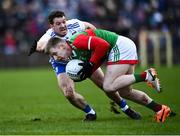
[68,29,119,65]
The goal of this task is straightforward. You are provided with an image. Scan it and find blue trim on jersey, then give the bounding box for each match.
[49,57,68,75]
[50,31,56,37]
[67,22,80,29]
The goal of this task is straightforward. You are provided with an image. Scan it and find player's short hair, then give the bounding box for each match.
[45,37,64,54]
[48,11,66,24]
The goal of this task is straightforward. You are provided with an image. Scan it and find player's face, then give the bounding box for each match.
[50,42,72,61]
[51,16,67,37]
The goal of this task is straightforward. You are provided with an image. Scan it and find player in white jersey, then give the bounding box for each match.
[28,11,141,121]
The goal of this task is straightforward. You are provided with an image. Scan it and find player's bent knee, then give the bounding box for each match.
[64,91,74,99]
[63,88,75,99]
[103,83,115,92]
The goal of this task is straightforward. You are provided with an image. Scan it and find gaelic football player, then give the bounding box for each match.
[29,11,141,121]
[45,29,171,122]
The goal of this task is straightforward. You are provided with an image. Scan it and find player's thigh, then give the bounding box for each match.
[127,64,135,74]
[117,64,136,95]
[90,67,104,88]
[104,64,131,84]
[57,73,75,95]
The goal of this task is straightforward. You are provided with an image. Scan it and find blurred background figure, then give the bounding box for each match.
[0,0,180,67]
[3,30,17,55]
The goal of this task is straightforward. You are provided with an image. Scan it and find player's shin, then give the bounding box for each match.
[118,99,141,120]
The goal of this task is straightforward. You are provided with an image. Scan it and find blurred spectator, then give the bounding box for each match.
[3,30,17,55]
[0,0,180,64]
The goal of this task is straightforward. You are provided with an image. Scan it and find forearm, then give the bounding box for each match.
[36,40,48,53]
[83,21,96,30]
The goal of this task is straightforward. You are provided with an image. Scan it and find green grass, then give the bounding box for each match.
[0,66,180,135]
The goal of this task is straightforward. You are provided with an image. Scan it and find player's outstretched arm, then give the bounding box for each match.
[83,21,96,30]
[36,40,48,53]
[28,39,49,56]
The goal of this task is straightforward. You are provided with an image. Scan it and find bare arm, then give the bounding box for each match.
[83,21,96,30]
[35,21,96,53]
[29,21,96,56]
[28,35,50,55]
[36,40,48,53]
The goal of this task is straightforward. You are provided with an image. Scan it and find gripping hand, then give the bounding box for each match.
[77,61,94,80]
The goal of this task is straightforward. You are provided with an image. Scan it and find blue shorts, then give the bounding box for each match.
[49,57,68,76]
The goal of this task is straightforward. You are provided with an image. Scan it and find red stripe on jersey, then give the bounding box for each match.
[107,60,138,65]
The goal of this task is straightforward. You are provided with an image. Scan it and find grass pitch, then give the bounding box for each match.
[0,66,180,135]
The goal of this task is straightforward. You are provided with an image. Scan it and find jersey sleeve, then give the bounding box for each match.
[38,28,55,43]
[49,57,67,75]
[73,34,110,64]
[75,19,86,30]
[67,19,86,32]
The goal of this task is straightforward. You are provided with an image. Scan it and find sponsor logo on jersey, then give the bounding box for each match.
[67,22,80,29]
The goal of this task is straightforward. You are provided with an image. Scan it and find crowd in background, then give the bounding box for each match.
[0,0,180,64]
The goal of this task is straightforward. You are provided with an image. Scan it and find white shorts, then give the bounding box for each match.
[107,36,138,65]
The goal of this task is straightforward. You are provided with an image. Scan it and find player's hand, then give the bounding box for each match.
[28,40,37,56]
[77,61,94,80]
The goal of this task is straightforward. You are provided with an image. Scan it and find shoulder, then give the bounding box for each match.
[67,19,82,25]
[67,19,85,30]
[38,28,56,42]
[39,28,55,38]
[45,28,56,37]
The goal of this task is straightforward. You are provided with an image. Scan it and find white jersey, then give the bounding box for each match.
[38,19,86,71]
[38,19,86,43]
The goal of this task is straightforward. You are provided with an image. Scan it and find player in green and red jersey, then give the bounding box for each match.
[45,28,172,122]
[29,11,143,121]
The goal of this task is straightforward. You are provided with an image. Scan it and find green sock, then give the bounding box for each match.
[146,101,162,112]
[134,73,144,82]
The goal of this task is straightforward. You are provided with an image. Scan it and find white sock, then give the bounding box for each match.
[121,105,129,112]
[87,109,96,115]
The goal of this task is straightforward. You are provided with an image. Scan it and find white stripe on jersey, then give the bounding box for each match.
[88,36,92,50]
